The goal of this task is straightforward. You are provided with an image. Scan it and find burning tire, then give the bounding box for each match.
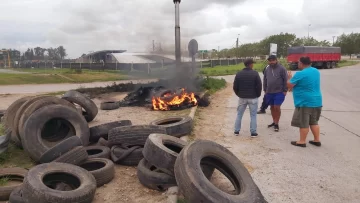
[174,140,266,203]
[54,146,88,165]
[108,125,166,146]
[143,134,187,175]
[137,159,177,191]
[149,116,193,137]
[0,167,28,201]
[100,101,120,110]
[89,120,132,143]
[39,136,82,163]
[22,162,97,203]
[79,158,115,187]
[110,145,144,166]
[22,104,90,162]
[85,146,111,159]
[18,96,76,142]
[62,90,98,122]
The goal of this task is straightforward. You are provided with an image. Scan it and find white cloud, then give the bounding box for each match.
[0,0,359,58]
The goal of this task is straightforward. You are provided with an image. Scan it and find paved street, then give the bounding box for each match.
[216,65,360,203]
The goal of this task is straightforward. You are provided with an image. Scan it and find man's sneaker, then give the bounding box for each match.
[268,123,275,128]
[257,110,266,114]
[251,133,258,138]
[234,131,239,136]
[274,124,279,132]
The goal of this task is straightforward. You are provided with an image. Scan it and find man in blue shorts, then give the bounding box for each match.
[263,55,288,132]
[287,56,322,147]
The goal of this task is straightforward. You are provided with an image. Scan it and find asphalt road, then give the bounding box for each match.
[217,65,360,203]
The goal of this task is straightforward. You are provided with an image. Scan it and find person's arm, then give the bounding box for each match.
[233,74,240,97]
[255,72,262,98]
[288,71,303,89]
[263,69,267,93]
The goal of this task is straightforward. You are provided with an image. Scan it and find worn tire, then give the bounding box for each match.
[110,145,143,166]
[96,138,109,147]
[89,120,132,143]
[174,140,266,203]
[22,162,96,203]
[79,158,115,187]
[150,116,193,137]
[62,90,98,122]
[3,96,32,130]
[39,136,82,163]
[108,125,166,146]
[0,109,5,121]
[100,102,119,110]
[85,146,111,159]
[0,129,11,154]
[13,96,51,142]
[137,159,177,191]
[54,146,88,165]
[22,104,90,162]
[0,167,28,201]
[18,97,76,142]
[10,131,22,149]
[143,134,186,175]
[9,186,27,203]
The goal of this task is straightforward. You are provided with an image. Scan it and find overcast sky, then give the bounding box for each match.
[1,0,359,58]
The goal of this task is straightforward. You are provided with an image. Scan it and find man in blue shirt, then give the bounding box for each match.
[287,56,323,148]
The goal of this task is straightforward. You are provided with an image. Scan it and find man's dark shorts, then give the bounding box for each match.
[265,92,285,106]
[291,107,322,128]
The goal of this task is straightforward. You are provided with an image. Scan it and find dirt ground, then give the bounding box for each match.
[0,92,190,203]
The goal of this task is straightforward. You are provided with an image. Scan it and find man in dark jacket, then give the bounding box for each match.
[233,58,262,137]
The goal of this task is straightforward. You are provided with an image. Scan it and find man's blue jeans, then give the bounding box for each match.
[234,97,259,134]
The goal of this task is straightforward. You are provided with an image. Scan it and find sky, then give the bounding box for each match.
[1,0,360,58]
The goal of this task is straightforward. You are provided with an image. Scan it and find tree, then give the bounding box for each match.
[57,46,67,60]
[334,33,360,58]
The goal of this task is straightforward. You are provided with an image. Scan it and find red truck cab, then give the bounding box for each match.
[287,46,341,70]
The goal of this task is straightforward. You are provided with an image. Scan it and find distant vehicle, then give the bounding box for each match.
[287,46,341,70]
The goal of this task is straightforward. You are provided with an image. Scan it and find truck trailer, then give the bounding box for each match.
[287,46,341,70]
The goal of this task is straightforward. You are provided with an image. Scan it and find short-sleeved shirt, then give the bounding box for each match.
[289,67,322,107]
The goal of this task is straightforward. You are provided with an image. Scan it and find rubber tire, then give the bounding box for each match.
[9,186,27,203]
[143,134,187,175]
[13,96,51,142]
[89,120,132,143]
[0,167,28,201]
[100,102,119,110]
[54,146,88,165]
[85,146,111,159]
[3,96,32,129]
[22,104,90,162]
[331,62,336,69]
[22,162,96,203]
[39,136,82,163]
[150,116,193,137]
[110,145,144,166]
[0,129,11,154]
[79,158,115,187]
[18,97,76,142]
[62,90,98,122]
[96,138,109,147]
[108,125,166,146]
[174,140,266,203]
[137,159,177,191]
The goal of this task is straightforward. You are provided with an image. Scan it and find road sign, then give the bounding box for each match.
[270,43,278,56]
[188,39,198,56]
[199,50,208,53]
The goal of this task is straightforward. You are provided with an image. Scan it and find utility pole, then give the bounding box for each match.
[332,36,336,45]
[308,24,311,38]
[152,40,155,52]
[174,0,182,64]
[236,34,240,48]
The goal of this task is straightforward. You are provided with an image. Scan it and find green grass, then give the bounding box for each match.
[0,123,4,136]
[200,77,227,94]
[0,177,9,186]
[337,60,359,68]
[0,144,35,169]
[177,198,188,203]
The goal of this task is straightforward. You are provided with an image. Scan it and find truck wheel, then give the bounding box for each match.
[326,62,331,69]
[331,62,336,69]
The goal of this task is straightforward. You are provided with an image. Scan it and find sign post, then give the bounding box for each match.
[270,43,278,56]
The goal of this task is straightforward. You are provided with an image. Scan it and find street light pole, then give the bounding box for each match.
[308,24,311,38]
[332,36,336,45]
[173,0,181,64]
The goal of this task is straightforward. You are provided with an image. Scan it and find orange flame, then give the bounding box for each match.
[152,89,198,111]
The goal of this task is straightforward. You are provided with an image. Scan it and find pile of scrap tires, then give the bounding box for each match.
[0,90,266,203]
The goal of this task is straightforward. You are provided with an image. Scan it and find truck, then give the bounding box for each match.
[287,46,341,70]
